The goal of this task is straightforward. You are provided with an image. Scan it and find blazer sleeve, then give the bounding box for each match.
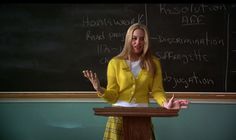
[150,59,167,106]
[97,59,119,103]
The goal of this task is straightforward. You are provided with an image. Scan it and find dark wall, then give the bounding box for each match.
[0,4,235,92]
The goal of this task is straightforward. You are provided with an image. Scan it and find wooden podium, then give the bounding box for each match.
[93,107,179,140]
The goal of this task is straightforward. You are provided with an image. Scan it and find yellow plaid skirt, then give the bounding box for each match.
[103,116,156,140]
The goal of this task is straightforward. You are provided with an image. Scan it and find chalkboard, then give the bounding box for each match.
[0,3,235,92]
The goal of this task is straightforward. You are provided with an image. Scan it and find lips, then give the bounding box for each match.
[133,46,143,53]
[134,45,142,50]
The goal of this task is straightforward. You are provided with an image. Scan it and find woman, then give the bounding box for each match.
[83,23,189,140]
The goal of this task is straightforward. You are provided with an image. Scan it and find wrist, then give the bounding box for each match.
[96,87,104,94]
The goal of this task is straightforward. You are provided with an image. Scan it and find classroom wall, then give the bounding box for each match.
[0,101,236,140]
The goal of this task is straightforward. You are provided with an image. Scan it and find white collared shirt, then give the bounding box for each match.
[126,60,141,78]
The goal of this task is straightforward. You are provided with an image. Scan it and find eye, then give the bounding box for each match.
[139,37,144,41]
[132,37,137,40]
[132,37,144,41]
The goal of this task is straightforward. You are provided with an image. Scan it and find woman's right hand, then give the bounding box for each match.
[82,70,102,92]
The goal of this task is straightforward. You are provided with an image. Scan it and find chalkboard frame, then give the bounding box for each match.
[0,92,236,101]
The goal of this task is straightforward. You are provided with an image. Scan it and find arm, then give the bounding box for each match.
[83,59,119,103]
[150,59,167,107]
[150,59,189,109]
[99,59,119,103]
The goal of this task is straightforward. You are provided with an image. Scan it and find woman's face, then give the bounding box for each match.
[131,29,145,55]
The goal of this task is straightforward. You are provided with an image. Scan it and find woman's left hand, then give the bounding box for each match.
[163,94,189,109]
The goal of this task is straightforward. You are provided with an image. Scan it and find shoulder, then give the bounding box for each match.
[108,57,124,66]
[151,55,163,74]
[109,57,123,63]
[151,55,161,65]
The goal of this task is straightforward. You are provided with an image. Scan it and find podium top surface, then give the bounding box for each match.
[93,107,180,117]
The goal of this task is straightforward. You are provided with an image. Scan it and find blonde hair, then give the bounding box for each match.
[116,23,156,75]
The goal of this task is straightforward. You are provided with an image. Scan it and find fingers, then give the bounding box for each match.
[165,95,190,110]
[174,99,190,109]
[165,94,175,109]
[179,100,190,105]
[82,70,97,80]
[94,72,98,80]
[174,100,189,105]
[82,70,89,78]
[169,94,175,103]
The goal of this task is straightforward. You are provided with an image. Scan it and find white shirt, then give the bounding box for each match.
[126,60,141,78]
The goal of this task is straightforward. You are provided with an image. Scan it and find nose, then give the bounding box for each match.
[136,38,142,44]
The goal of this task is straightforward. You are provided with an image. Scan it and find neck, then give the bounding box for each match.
[129,54,141,62]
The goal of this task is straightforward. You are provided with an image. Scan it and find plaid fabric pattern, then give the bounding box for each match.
[103,116,123,140]
[103,116,156,140]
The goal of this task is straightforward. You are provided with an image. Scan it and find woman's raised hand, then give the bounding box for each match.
[82,70,101,92]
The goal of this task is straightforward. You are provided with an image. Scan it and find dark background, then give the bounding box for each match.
[0,4,235,92]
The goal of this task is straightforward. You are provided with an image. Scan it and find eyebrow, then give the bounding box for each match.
[132,35,144,39]
[132,35,144,37]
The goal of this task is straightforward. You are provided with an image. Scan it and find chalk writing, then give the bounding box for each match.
[159,4,227,26]
[86,30,105,41]
[152,32,225,46]
[163,72,215,89]
[160,4,227,15]
[181,15,205,26]
[155,49,208,64]
[85,30,125,41]
[108,32,125,41]
[97,44,122,64]
[99,56,112,64]
[97,44,122,55]
[82,14,144,27]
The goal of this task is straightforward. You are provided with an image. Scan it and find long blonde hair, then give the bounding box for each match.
[116,23,156,75]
